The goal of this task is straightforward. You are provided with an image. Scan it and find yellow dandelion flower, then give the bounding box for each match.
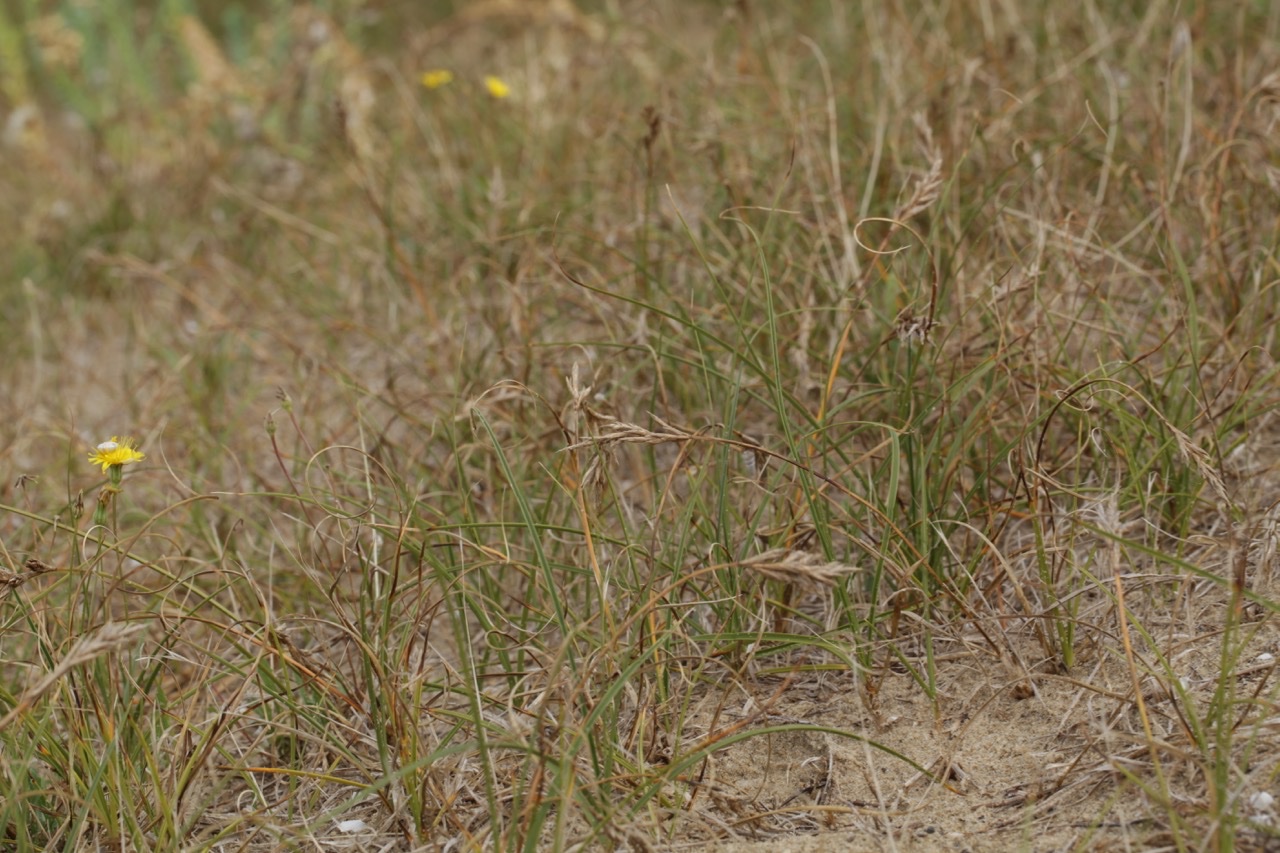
[484,76,511,99]
[420,69,453,90]
[88,436,145,473]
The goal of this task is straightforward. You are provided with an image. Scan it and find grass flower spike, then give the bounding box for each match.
[89,437,145,473]
[420,69,453,89]
[483,75,510,98]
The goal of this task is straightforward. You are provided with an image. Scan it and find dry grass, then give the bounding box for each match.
[3,1,1280,850]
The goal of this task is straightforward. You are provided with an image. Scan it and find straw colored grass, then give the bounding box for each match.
[3,2,1280,850]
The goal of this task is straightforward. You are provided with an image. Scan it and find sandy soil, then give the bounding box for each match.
[650,592,1280,853]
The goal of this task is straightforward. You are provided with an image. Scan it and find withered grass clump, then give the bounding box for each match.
[2,2,1280,851]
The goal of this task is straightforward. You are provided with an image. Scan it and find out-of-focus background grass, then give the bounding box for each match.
[3,1,1280,850]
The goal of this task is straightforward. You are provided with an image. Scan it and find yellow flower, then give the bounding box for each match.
[420,69,453,90]
[88,436,145,473]
[484,76,511,99]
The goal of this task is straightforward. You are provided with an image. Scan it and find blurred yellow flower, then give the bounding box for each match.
[88,437,145,473]
[484,76,511,99]
[420,69,453,90]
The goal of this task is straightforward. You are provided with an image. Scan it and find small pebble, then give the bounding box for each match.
[1249,791,1275,811]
